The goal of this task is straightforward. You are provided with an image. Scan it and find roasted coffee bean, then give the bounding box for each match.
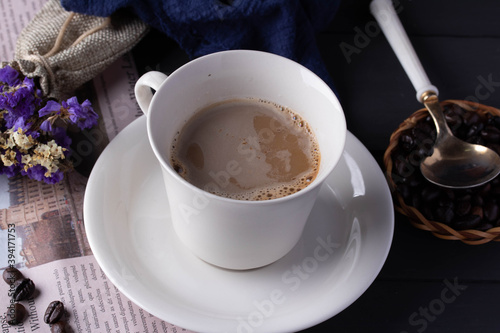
[12,278,35,301]
[476,222,493,231]
[7,303,26,326]
[414,119,435,135]
[408,150,425,167]
[399,133,414,151]
[455,198,472,217]
[394,156,415,177]
[479,183,491,196]
[471,206,484,219]
[435,205,454,224]
[484,200,499,222]
[489,115,500,128]
[421,185,441,202]
[44,301,65,324]
[407,174,423,188]
[472,193,484,206]
[438,196,454,208]
[456,193,472,202]
[441,188,455,201]
[463,111,481,126]
[3,267,23,285]
[481,126,500,143]
[445,104,465,117]
[397,183,411,201]
[421,205,435,221]
[466,123,484,138]
[50,321,67,333]
[490,184,500,196]
[410,193,422,209]
[453,214,482,230]
[411,127,433,145]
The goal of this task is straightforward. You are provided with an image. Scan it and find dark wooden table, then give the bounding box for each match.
[132,1,500,332]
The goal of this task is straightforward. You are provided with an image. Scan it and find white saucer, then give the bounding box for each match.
[84,116,394,333]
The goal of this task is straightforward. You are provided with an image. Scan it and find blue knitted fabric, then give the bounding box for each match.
[61,0,340,90]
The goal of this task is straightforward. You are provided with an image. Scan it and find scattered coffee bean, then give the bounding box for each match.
[7,303,26,326]
[3,267,23,285]
[12,278,35,301]
[3,272,71,331]
[44,301,65,324]
[391,103,500,230]
[50,321,67,333]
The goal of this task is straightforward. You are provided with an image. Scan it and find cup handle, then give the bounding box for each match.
[134,71,169,116]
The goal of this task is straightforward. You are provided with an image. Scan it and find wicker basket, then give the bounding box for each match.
[384,99,500,244]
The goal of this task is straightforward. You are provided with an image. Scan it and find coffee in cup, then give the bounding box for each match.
[170,98,320,201]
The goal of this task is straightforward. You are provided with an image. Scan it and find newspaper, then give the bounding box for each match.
[0,256,190,333]
[0,1,194,332]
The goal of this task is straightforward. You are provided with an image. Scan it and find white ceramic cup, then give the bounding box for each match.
[135,50,346,270]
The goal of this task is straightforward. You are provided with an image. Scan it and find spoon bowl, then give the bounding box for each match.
[420,92,500,188]
[420,131,500,188]
[370,0,500,188]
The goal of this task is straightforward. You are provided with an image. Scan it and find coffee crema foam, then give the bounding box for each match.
[170,98,320,201]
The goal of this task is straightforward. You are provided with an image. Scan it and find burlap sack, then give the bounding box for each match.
[4,0,148,101]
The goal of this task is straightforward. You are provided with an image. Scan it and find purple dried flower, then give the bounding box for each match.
[45,169,64,184]
[65,97,98,130]
[38,100,62,117]
[1,164,19,178]
[23,165,64,184]
[0,65,97,184]
[1,78,41,128]
[12,117,32,133]
[24,164,45,182]
[52,127,72,149]
[0,66,21,88]
[39,98,98,131]
[40,119,53,133]
[0,94,7,109]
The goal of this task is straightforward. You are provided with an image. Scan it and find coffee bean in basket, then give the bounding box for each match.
[385,100,500,243]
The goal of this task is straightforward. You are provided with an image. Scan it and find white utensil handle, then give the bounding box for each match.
[370,0,438,102]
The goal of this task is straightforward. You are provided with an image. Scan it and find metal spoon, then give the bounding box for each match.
[370,0,500,188]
